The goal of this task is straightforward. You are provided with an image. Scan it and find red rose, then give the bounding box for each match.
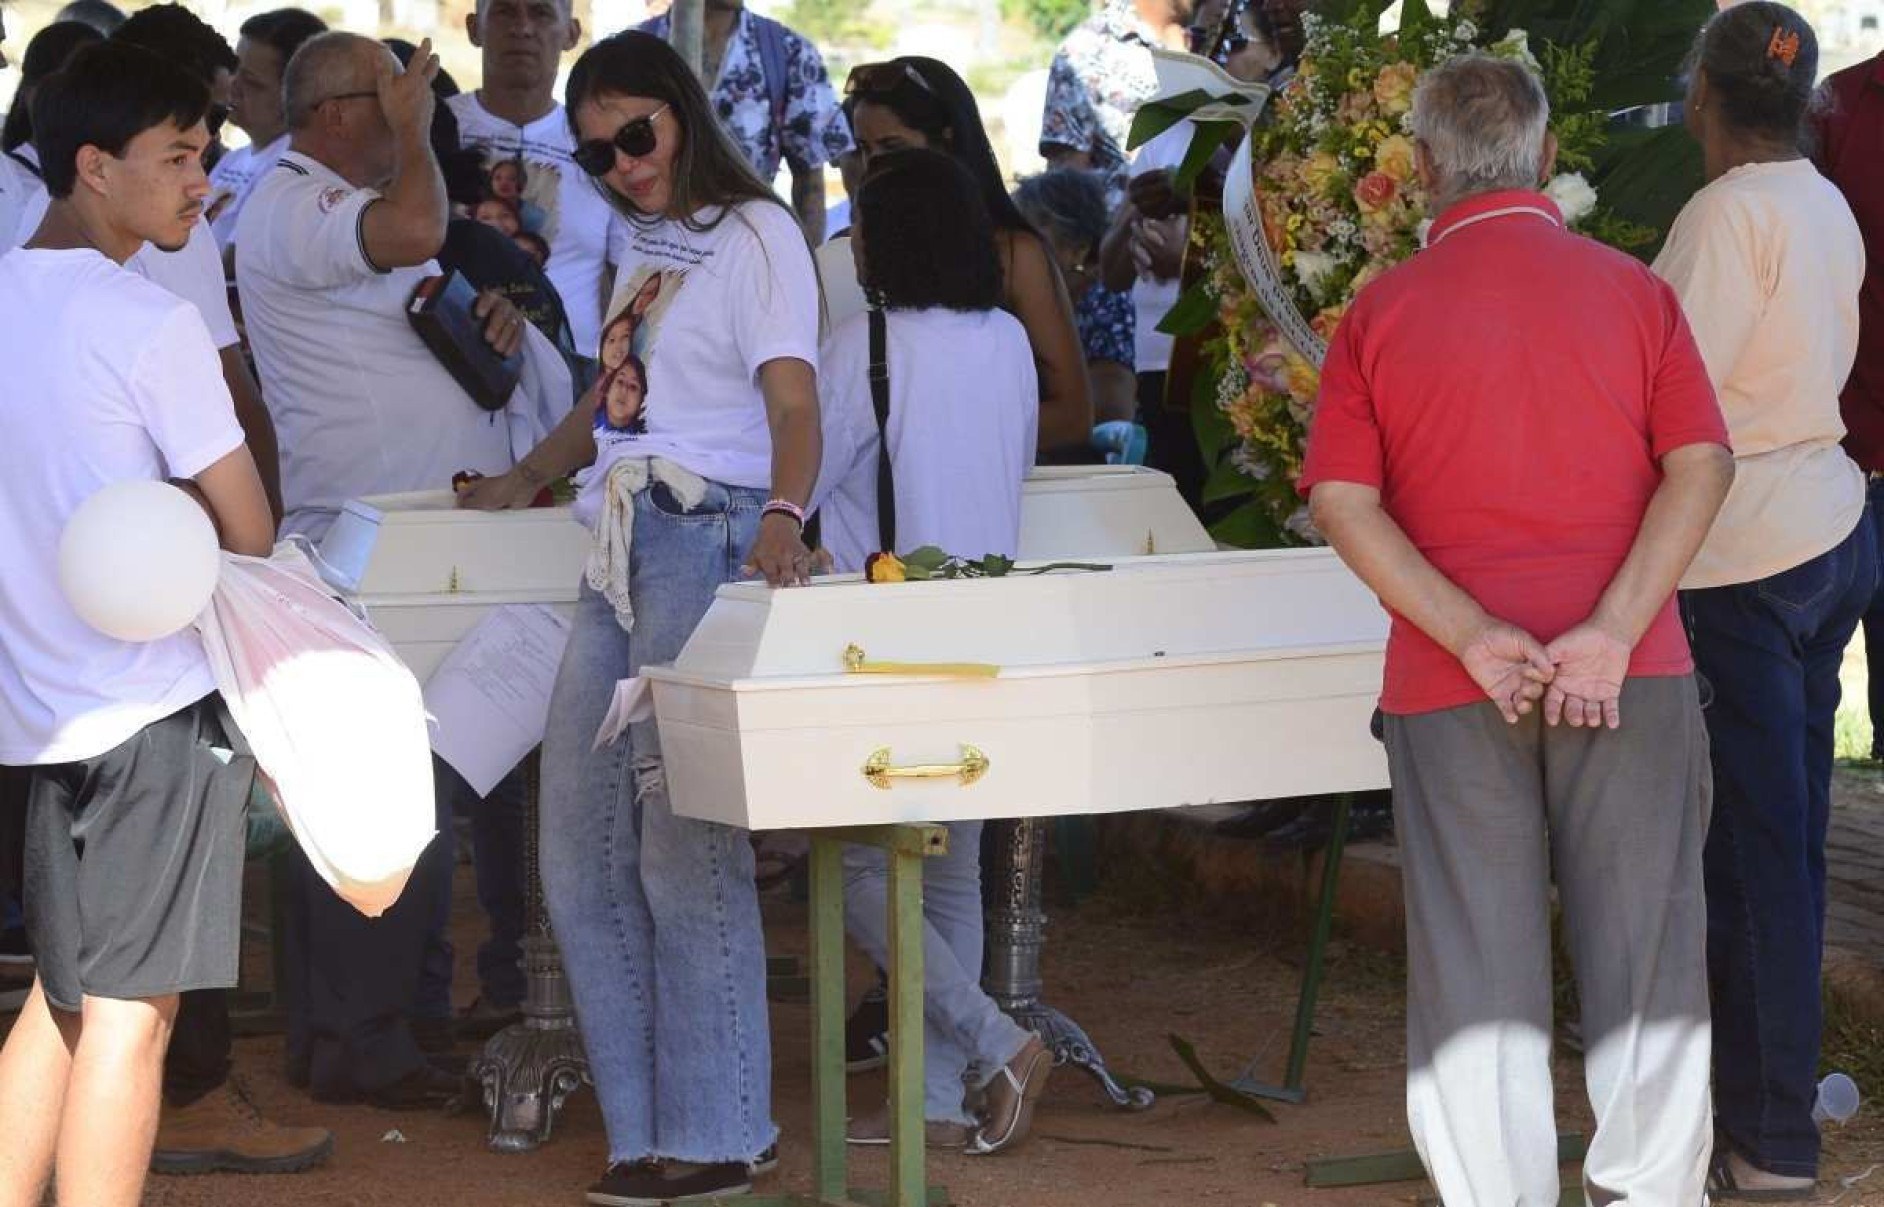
[1354,171,1399,214]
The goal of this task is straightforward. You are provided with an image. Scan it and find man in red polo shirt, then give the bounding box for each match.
[1812,51,1884,756]
[1300,55,1734,1205]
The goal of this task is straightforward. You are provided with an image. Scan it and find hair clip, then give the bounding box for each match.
[1768,26,1801,69]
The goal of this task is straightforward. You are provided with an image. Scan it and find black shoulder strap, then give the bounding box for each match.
[753,14,791,167]
[5,149,41,180]
[868,307,895,553]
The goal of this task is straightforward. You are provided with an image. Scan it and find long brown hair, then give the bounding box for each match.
[566,31,785,233]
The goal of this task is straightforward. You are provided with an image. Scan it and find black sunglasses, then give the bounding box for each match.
[573,104,669,177]
[844,61,937,100]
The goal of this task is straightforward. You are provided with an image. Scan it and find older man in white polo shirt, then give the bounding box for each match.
[235,31,537,1108]
[237,32,533,542]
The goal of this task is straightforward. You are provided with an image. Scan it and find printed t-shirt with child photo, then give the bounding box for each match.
[573,199,820,530]
[448,93,626,358]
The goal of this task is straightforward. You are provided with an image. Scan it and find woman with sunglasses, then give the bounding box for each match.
[459,30,819,1207]
[844,57,1095,462]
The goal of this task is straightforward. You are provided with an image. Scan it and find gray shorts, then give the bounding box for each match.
[24,694,253,1012]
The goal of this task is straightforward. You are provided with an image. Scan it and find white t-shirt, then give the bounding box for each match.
[0,248,243,765]
[0,146,235,351]
[447,94,624,358]
[0,152,36,250]
[1127,126,1188,374]
[235,151,515,541]
[816,308,1038,574]
[577,199,820,528]
[207,133,288,248]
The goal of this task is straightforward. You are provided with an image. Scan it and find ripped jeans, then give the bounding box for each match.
[539,480,775,1165]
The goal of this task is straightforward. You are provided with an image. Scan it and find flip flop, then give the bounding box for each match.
[966,1037,1053,1156]
[1708,1150,1818,1202]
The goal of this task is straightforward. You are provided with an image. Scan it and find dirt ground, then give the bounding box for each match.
[99,860,1884,1207]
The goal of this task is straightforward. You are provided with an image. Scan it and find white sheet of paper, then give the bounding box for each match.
[423,604,571,797]
[592,677,654,751]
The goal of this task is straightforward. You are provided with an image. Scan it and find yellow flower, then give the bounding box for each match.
[864,552,907,583]
[1374,134,1417,184]
[1374,62,1419,118]
[1282,354,1321,405]
[1300,151,1343,198]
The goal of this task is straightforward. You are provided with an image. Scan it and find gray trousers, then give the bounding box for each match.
[1384,676,1713,1207]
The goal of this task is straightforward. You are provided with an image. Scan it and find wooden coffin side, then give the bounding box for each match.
[645,644,1388,831]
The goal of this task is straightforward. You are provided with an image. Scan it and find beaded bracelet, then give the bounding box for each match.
[761,498,806,529]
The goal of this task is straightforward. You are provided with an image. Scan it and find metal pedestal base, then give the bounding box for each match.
[470,754,592,1151]
[983,818,1153,1111]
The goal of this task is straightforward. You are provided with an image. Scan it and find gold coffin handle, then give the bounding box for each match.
[843,644,999,679]
[862,744,989,790]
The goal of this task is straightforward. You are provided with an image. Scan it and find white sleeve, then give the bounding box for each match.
[132,304,245,480]
[809,317,872,513]
[264,177,386,288]
[131,222,238,348]
[729,202,821,381]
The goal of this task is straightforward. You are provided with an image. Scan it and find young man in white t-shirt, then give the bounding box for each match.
[0,43,274,1207]
[451,0,621,362]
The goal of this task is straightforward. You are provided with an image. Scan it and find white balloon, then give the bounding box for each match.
[58,480,221,642]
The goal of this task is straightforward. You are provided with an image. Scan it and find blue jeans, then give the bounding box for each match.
[416,762,528,1020]
[540,480,774,1165]
[843,820,1033,1125]
[1682,512,1877,1177]
[1862,480,1884,755]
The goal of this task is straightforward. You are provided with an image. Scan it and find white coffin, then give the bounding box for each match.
[641,549,1391,831]
[315,467,1215,680]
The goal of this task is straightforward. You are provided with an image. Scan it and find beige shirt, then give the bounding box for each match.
[1655,158,1867,589]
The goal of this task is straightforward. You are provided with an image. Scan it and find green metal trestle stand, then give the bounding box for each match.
[1227,792,1353,1105]
[744,823,950,1207]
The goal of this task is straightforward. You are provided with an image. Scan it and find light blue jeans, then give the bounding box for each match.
[843,820,1034,1125]
[540,479,775,1165]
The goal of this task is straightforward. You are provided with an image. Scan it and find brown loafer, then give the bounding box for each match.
[844,1106,971,1150]
[967,1035,1052,1156]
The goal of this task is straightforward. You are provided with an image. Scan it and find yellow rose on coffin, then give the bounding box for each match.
[1374,134,1417,185]
[864,552,907,583]
[1374,62,1419,118]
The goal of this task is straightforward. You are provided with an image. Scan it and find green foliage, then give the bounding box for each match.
[1001,0,1092,43]
[780,0,892,52]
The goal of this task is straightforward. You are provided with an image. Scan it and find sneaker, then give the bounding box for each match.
[585,1160,750,1206]
[151,1080,334,1175]
[966,1035,1053,1156]
[844,985,889,1073]
[747,1144,779,1177]
[844,1107,971,1150]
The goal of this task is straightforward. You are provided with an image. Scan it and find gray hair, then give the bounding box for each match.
[1408,53,1550,207]
[282,30,379,130]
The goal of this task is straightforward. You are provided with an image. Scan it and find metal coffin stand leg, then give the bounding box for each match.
[472,753,592,1151]
[983,818,1154,1111]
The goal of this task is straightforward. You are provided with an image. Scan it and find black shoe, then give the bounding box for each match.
[411,1014,455,1055]
[844,985,889,1073]
[314,1061,463,1110]
[585,1160,751,1205]
[748,1143,778,1177]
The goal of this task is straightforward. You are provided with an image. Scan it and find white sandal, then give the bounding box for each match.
[966,1037,1053,1156]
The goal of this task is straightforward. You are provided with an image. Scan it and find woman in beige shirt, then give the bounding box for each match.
[1655,4,1876,1198]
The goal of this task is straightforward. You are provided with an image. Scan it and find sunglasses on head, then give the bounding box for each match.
[844,61,937,100]
[573,103,670,177]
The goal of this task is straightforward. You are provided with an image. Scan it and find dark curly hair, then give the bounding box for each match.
[111,3,237,88]
[843,56,1033,237]
[856,148,1001,312]
[1692,1,1818,145]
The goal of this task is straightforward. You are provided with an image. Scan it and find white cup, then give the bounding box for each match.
[1814,1072,1860,1127]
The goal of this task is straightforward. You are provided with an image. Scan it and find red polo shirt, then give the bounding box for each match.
[1813,53,1884,472]
[1298,190,1730,716]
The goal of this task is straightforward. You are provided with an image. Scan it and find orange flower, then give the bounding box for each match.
[864,552,907,583]
[1354,170,1399,214]
[1373,62,1419,117]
